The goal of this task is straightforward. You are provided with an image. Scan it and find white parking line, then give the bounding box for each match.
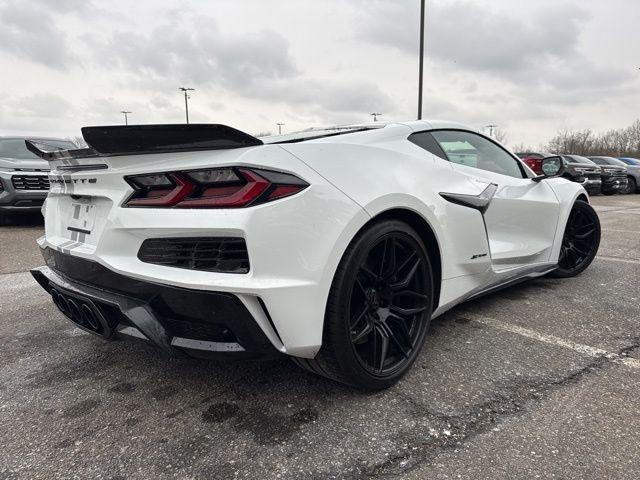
[473,316,640,370]
[596,255,640,265]
[603,229,640,234]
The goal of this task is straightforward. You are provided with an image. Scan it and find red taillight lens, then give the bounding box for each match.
[124,167,308,208]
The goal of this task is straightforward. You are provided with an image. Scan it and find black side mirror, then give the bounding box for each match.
[533,156,565,182]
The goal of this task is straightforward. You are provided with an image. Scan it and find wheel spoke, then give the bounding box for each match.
[350,304,369,330]
[360,265,379,283]
[390,304,428,317]
[378,239,388,278]
[351,320,373,343]
[355,276,368,296]
[396,251,417,277]
[390,258,421,291]
[575,228,595,239]
[391,289,429,300]
[387,314,415,349]
[382,238,397,280]
[372,324,389,373]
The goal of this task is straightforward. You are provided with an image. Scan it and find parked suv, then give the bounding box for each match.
[588,156,629,195]
[561,155,603,195]
[617,157,640,194]
[0,136,77,225]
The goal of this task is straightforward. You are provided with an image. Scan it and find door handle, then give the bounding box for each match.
[440,183,498,214]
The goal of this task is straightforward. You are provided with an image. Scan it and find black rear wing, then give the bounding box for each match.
[25,124,263,161]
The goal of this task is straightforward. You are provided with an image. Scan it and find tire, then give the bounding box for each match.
[624,176,637,194]
[293,220,434,390]
[549,200,600,278]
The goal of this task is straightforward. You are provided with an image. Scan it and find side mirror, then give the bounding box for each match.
[533,156,565,182]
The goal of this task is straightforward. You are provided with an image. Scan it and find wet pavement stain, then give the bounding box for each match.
[108,382,137,394]
[61,398,101,419]
[202,402,239,423]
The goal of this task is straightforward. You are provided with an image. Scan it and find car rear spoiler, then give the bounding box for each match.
[25,124,264,161]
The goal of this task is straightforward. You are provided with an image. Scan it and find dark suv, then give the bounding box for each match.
[588,156,629,195]
[561,155,603,195]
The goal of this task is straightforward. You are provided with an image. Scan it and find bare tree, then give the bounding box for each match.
[544,120,640,158]
[70,136,88,148]
[493,127,508,144]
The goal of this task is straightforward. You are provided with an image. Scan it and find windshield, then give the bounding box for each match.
[589,157,626,167]
[619,158,640,166]
[0,138,76,160]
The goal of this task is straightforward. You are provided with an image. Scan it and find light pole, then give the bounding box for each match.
[417,0,425,120]
[277,123,285,135]
[179,87,195,124]
[371,112,382,122]
[486,124,498,137]
[120,110,132,125]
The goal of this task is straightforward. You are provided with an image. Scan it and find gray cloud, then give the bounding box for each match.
[92,13,395,119]
[0,1,75,68]
[100,18,298,91]
[13,93,73,118]
[357,0,626,92]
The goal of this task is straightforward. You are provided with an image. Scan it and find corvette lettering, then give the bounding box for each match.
[50,177,97,184]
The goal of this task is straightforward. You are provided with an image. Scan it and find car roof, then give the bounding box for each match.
[0,135,73,141]
[261,119,479,144]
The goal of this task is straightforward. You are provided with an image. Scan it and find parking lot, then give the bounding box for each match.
[0,195,638,480]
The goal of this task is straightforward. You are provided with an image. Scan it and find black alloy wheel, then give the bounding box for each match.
[293,220,434,390]
[349,234,430,376]
[550,200,601,278]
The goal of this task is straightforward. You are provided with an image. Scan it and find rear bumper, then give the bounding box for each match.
[31,249,280,359]
[579,178,602,194]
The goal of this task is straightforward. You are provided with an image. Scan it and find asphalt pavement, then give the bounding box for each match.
[1,196,639,479]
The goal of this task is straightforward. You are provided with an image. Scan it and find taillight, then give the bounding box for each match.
[124,167,308,208]
[523,157,543,175]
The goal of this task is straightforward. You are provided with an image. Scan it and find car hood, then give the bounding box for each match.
[569,162,600,169]
[0,156,50,171]
[599,165,626,172]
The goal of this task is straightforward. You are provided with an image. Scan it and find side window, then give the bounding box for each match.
[431,130,525,179]
[408,132,448,160]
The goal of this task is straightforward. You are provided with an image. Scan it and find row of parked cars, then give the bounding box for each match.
[516,152,640,195]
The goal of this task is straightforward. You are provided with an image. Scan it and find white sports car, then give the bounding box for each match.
[28,120,600,389]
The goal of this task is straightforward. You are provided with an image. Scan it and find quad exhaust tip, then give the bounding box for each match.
[50,288,113,339]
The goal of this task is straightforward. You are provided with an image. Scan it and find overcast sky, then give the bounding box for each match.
[0,0,638,147]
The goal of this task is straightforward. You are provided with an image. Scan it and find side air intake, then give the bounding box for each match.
[137,237,250,273]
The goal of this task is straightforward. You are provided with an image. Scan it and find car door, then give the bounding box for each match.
[429,130,561,270]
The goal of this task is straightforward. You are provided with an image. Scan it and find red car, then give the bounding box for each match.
[515,152,552,175]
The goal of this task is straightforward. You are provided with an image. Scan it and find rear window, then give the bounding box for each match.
[0,138,76,160]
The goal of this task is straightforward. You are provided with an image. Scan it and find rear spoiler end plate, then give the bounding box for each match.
[25,124,263,161]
